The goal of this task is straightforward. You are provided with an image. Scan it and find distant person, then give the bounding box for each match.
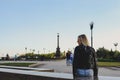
[66,51,71,66]
[73,34,98,79]
[41,55,44,61]
[70,52,73,64]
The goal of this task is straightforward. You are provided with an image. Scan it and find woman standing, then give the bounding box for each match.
[73,34,98,79]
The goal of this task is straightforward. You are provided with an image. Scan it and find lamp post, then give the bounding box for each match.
[90,22,94,47]
[25,47,27,54]
[114,43,118,51]
[43,48,46,54]
[38,50,40,54]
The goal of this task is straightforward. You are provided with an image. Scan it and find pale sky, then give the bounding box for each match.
[0,0,120,57]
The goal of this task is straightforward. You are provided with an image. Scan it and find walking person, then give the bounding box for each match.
[66,51,71,66]
[70,52,73,65]
[72,34,98,80]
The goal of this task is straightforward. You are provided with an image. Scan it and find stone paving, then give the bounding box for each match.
[0,60,120,77]
[36,59,120,77]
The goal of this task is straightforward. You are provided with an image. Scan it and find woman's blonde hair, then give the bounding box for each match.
[78,34,90,46]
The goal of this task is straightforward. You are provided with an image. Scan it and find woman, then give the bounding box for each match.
[73,34,98,79]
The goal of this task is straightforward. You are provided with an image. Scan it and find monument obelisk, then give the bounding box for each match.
[56,33,60,58]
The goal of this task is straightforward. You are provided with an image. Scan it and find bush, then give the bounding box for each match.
[98,58,117,62]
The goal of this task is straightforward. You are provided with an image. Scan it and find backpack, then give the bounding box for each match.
[78,45,95,69]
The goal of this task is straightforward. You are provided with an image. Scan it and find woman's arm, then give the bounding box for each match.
[92,48,98,76]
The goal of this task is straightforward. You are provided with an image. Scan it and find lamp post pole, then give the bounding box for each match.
[90,22,94,47]
[114,43,118,51]
[43,48,45,54]
[25,47,27,54]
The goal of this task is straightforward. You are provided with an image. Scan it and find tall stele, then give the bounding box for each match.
[56,33,61,58]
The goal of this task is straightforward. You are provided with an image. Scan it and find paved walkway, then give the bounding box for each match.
[36,59,120,77]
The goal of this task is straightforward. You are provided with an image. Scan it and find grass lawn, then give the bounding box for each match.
[0,62,120,67]
[98,62,120,67]
[0,63,35,67]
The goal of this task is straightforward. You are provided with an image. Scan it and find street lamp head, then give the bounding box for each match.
[57,33,59,37]
[114,43,118,46]
[25,47,27,50]
[90,22,94,30]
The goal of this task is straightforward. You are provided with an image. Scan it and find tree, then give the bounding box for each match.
[96,47,120,61]
[109,49,114,59]
[6,54,10,60]
[96,47,109,58]
[32,49,35,53]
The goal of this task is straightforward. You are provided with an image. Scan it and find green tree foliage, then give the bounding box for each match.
[18,52,66,61]
[96,47,120,61]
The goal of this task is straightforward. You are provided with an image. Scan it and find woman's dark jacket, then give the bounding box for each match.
[72,44,98,77]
